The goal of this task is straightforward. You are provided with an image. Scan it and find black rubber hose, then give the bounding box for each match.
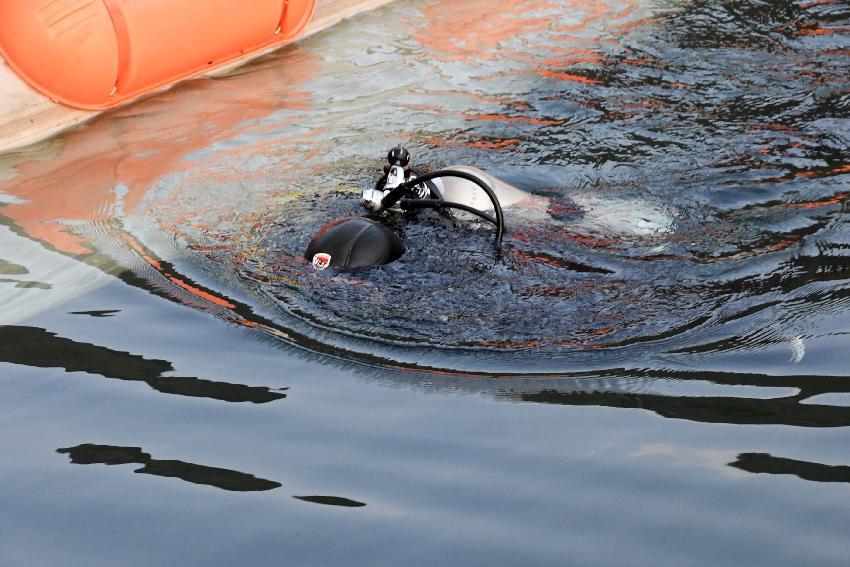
[382,169,505,246]
[398,199,498,226]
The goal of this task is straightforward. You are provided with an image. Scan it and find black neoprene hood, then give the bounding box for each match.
[305,217,405,270]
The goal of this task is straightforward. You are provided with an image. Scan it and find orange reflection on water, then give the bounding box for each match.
[416,0,648,63]
[795,27,850,36]
[1,48,319,256]
[795,164,850,179]
[415,0,563,62]
[412,0,654,122]
[787,192,850,210]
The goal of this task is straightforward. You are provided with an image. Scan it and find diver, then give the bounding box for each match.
[306,146,508,270]
[305,145,675,271]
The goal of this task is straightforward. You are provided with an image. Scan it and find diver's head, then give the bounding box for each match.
[305,217,405,270]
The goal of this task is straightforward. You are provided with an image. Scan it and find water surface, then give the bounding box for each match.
[2,0,850,565]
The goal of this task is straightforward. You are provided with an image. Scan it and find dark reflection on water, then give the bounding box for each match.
[0,326,286,404]
[56,445,368,504]
[523,385,850,427]
[352,363,850,428]
[0,259,28,275]
[57,444,282,492]
[0,278,51,289]
[730,452,850,484]
[68,310,121,318]
[293,495,367,508]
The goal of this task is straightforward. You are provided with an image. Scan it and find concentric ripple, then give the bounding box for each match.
[138,0,850,372]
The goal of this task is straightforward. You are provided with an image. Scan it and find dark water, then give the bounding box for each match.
[2,0,850,565]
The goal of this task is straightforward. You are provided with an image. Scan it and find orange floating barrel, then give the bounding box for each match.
[0,1,120,108]
[0,0,317,110]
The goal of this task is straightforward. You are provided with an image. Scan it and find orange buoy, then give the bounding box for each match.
[0,0,317,110]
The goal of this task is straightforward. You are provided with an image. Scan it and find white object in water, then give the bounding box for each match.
[788,335,806,364]
[433,165,676,237]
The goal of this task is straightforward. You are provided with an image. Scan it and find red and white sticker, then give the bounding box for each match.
[312,253,332,271]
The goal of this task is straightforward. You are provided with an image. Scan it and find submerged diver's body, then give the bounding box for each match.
[423,165,675,238]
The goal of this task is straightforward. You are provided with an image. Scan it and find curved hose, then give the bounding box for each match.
[398,199,498,226]
[382,169,505,247]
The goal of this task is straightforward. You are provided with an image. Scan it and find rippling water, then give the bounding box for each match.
[2,1,850,565]
[128,0,850,373]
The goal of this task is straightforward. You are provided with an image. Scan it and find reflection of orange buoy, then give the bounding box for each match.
[0,0,316,110]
